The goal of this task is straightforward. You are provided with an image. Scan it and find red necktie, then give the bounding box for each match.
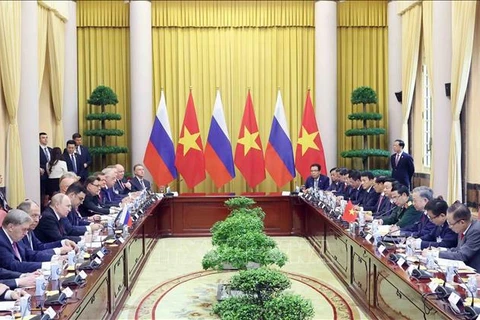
[460,233,465,241]
[377,195,384,211]
[12,242,21,261]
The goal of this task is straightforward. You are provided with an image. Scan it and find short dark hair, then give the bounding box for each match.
[310,163,321,171]
[329,167,337,173]
[133,163,144,171]
[72,133,82,139]
[360,171,374,180]
[375,176,387,184]
[85,176,100,186]
[393,184,410,196]
[349,171,361,181]
[447,201,471,221]
[39,132,47,137]
[384,177,397,183]
[395,139,405,149]
[66,182,86,195]
[425,197,448,217]
[337,168,348,176]
[66,139,76,147]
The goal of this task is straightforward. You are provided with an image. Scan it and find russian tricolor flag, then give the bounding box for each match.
[265,90,295,187]
[143,90,177,186]
[205,90,235,188]
[119,205,133,227]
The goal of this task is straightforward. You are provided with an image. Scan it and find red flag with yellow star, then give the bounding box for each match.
[342,200,357,223]
[175,92,206,188]
[234,91,266,188]
[295,91,327,178]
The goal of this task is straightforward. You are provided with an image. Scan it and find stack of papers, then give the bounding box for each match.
[0,301,15,311]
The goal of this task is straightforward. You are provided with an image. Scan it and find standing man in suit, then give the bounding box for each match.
[130,164,151,192]
[35,193,80,243]
[391,139,415,190]
[39,132,52,206]
[303,163,330,191]
[72,133,91,183]
[423,202,480,271]
[64,140,83,177]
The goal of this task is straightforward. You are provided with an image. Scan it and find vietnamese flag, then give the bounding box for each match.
[342,200,357,223]
[234,91,266,188]
[295,91,327,178]
[175,92,206,188]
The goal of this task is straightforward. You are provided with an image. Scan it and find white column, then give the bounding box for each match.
[387,1,402,149]
[431,1,452,197]
[18,1,39,202]
[315,0,337,171]
[130,1,153,177]
[63,0,78,141]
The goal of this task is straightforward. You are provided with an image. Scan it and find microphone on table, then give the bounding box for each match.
[373,205,397,219]
[432,261,455,299]
[453,269,480,320]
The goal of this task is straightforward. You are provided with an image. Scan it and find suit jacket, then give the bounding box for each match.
[439,220,480,271]
[382,202,423,228]
[130,177,151,192]
[22,231,60,254]
[304,175,330,191]
[100,188,125,207]
[349,187,364,203]
[372,195,390,216]
[419,221,458,249]
[356,187,380,212]
[391,152,415,189]
[0,268,21,290]
[39,146,53,180]
[401,214,436,237]
[75,145,91,182]
[114,178,131,195]
[67,210,90,227]
[78,193,110,216]
[63,151,84,176]
[61,215,87,237]
[34,207,81,243]
[0,229,45,273]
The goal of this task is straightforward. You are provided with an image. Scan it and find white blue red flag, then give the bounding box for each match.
[144,90,177,186]
[205,90,235,188]
[265,90,295,187]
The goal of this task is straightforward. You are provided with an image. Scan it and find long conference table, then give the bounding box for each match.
[58,195,461,319]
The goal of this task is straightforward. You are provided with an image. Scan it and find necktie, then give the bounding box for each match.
[395,154,400,166]
[27,233,33,250]
[376,195,384,211]
[71,154,77,173]
[140,179,145,189]
[313,179,318,190]
[460,233,465,241]
[44,148,50,162]
[12,242,21,261]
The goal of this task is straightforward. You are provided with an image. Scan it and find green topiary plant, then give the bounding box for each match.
[341,86,389,171]
[213,268,314,320]
[85,85,128,168]
[225,197,256,210]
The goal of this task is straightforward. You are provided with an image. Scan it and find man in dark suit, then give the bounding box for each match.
[378,184,423,229]
[130,164,151,192]
[35,193,80,243]
[303,163,330,191]
[72,133,91,183]
[391,139,415,190]
[114,164,132,195]
[423,202,480,271]
[0,209,51,273]
[354,171,380,212]
[78,176,111,216]
[39,132,52,206]
[62,183,103,236]
[18,200,76,255]
[100,168,126,207]
[64,139,83,177]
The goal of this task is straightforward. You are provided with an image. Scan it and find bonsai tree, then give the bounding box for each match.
[85,85,128,168]
[340,86,390,175]
[213,267,314,320]
[202,197,287,270]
